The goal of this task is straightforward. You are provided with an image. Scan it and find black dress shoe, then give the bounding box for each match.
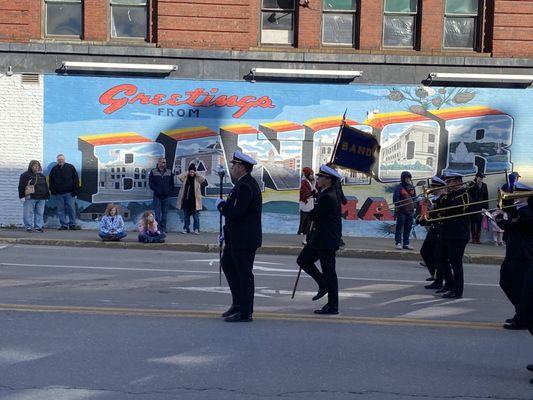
[314,305,339,315]
[505,318,514,324]
[442,291,462,299]
[224,312,253,322]
[425,282,443,290]
[503,321,527,330]
[425,277,435,281]
[526,364,533,372]
[222,305,240,318]
[435,287,452,294]
[312,287,328,301]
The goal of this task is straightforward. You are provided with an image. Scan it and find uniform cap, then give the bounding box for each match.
[444,172,463,181]
[316,165,341,180]
[431,176,446,187]
[514,182,532,192]
[230,151,257,166]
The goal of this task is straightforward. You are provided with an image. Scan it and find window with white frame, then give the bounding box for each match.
[45,0,82,37]
[322,0,357,46]
[261,0,295,45]
[111,0,148,39]
[383,0,418,48]
[443,0,479,49]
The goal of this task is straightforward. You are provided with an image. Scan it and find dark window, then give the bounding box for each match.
[428,133,435,142]
[428,145,435,154]
[111,167,115,173]
[322,0,357,46]
[45,0,82,37]
[115,182,120,189]
[100,182,105,187]
[444,0,479,49]
[383,0,418,48]
[261,0,295,45]
[123,178,134,190]
[406,141,415,160]
[476,128,485,140]
[111,0,148,40]
[124,154,134,164]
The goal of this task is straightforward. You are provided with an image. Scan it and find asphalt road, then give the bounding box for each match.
[0,244,532,399]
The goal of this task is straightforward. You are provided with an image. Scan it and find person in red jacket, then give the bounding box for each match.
[297,167,316,245]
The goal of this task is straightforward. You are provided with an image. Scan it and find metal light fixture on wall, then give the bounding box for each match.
[429,72,533,84]
[61,61,177,73]
[6,66,13,77]
[250,67,363,82]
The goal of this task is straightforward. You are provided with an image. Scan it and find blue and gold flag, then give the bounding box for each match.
[331,124,380,175]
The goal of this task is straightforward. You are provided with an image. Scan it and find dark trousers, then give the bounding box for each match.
[436,241,452,287]
[470,214,482,242]
[152,197,170,231]
[395,212,413,246]
[297,246,338,309]
[518,264,533,335]
[500,258,530,323]
[444,239,468,296]
[221,245,256,316]
[420,228,439,276]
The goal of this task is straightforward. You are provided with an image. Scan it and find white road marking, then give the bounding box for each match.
[376,295,434,306]
[401,306,474,319]
[0,262,500,287]
[0,245,9,250]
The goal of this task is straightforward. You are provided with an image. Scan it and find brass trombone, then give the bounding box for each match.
[422,190,533,223]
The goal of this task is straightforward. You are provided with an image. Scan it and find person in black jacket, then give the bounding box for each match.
[467,172,489,244]
[433,172,470,299]
[296,165,342,315]
[217,151,262,322]
[148,157,174,233]
[48,154,80,230]
[18,160,50,232]
[495,182,533,330]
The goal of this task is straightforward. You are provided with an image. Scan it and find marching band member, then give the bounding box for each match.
[296,165,342,315]
[417,176,446,287]
[216,151,262,323]
[433,172,470,299]
[495,182,533,330]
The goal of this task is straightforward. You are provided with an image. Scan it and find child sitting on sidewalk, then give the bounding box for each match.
[99,203,127,241]
[138,210,166,243]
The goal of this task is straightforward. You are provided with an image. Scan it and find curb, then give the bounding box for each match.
[0,238,504,265]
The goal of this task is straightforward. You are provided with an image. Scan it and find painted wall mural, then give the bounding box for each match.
[43,76,532,236]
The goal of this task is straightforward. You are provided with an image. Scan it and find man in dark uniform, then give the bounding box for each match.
[296,165,342,315]
[216,151,262,322]
[417,176,446,286]
[468,172,489,244]
[433,172,470,299]
[495,182,533,330]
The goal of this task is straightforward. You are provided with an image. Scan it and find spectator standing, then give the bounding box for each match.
[148,157,174,233]
[177,163,206,234]
[48,154,80,230]
[467,172,489,244]
[297,167,316,245]
[138,210,166,243]
[393,171,416,250]
[98,203,127,241]
[18,160,50,232]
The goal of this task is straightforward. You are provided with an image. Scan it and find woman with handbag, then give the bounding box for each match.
[18,160,50,232]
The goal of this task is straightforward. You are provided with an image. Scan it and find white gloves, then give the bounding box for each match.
[19,197,26,203]
[218,234,224,244]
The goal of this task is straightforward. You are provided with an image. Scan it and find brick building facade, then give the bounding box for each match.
[0,0,531,57]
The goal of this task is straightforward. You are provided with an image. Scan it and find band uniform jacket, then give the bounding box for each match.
[307,186,342,250]
[221,173,262,250]
[436,189,470,241]
[498,206,533,261]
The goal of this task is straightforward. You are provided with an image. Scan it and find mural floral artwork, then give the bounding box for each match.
[43,76,532,236]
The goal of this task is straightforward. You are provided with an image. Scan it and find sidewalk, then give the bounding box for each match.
[0,228,505,265]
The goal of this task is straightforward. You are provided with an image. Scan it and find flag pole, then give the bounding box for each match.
[329,108,347,165]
